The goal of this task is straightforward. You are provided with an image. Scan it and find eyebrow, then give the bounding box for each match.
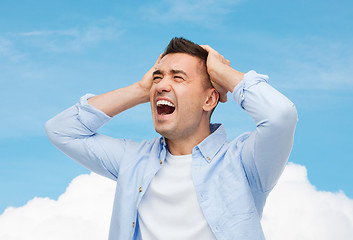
[170,69,188,77]
[152,69,188,77]
[152,70,163,76]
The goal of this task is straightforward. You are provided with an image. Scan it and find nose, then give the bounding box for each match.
[155,77,172,93]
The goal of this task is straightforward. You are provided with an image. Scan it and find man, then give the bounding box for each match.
[45,37,298,240]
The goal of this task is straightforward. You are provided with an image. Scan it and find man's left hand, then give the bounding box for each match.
[201,45,245,103]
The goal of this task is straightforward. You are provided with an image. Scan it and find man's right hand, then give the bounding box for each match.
[87,54,162,117]
[138,54,163,103]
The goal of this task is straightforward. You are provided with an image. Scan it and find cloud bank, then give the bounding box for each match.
[1,163,352,240]
[0,174,115,240]
[261,162,353,239]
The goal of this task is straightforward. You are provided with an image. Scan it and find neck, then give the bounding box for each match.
[166,123,211,155]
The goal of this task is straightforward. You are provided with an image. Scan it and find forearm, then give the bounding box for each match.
[87,82,149,117]
[214,64,245,93]
[45,56,159,179]
[45,93,120,179]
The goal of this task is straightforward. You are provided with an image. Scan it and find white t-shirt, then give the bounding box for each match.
[137,152,216,240]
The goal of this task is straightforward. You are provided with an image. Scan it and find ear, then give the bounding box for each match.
[203,88,219,112]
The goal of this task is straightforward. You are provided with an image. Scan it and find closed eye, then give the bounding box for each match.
[174,76,184,81]
[153,76,162,83]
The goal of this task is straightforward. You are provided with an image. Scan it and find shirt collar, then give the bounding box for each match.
[159,123,228,162]
[197,123,228,163]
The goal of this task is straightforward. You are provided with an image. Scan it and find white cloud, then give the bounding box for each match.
[141,0,244,26]
[1,163,352,240]
[0,38,25,61]
[16,29,79,37]
[278,39,353,90]
[239,34,353,90]
[0,173,115,240]
[262,162,353,240]
[15,20,122,53]
[0,38,14,56]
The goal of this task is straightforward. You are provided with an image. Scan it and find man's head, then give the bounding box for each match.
[161,37,212,89]
[149,37,219,142]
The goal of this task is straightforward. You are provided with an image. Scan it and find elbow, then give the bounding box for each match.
[44,117,72,149]
[269,101,298,130]
[281,102,298,125]
[44,117,62,145]
[44,118,56,142]
[44,118,52,134]
[287,102,298,126]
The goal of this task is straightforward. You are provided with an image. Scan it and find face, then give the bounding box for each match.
[150,53,211,141]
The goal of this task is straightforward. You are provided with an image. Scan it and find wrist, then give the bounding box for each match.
[227,68,245,92]
[214,65,244,93]
[134,82,150,103]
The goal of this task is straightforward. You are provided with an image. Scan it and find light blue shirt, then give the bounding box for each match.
[45,70,298,240]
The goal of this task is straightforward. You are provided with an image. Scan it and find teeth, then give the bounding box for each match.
[156,100,175,107]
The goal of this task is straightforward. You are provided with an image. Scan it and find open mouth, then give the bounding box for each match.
[156,100,175,115]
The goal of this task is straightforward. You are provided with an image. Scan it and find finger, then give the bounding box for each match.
[154,54,163,68]
[219,55,229,65]
[200,44,213,53]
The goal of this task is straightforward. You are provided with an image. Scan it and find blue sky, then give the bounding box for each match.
[1,0,352,213]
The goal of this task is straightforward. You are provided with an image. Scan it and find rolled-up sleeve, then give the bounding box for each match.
[233,71,298,192]
[45,94,123,180]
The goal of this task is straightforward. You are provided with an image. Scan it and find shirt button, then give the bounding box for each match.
[160,159,163,164]
[206,156,211,161]
[161,138,164,144]
[132,222,135,228]
[139,187,142,192]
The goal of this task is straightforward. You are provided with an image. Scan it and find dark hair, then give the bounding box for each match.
[162,37,219,119]
[162,37,208,64]
[162,37,211,89]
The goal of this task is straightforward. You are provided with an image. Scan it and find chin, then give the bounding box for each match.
[154,123,175,139]
[154,125,169,138]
